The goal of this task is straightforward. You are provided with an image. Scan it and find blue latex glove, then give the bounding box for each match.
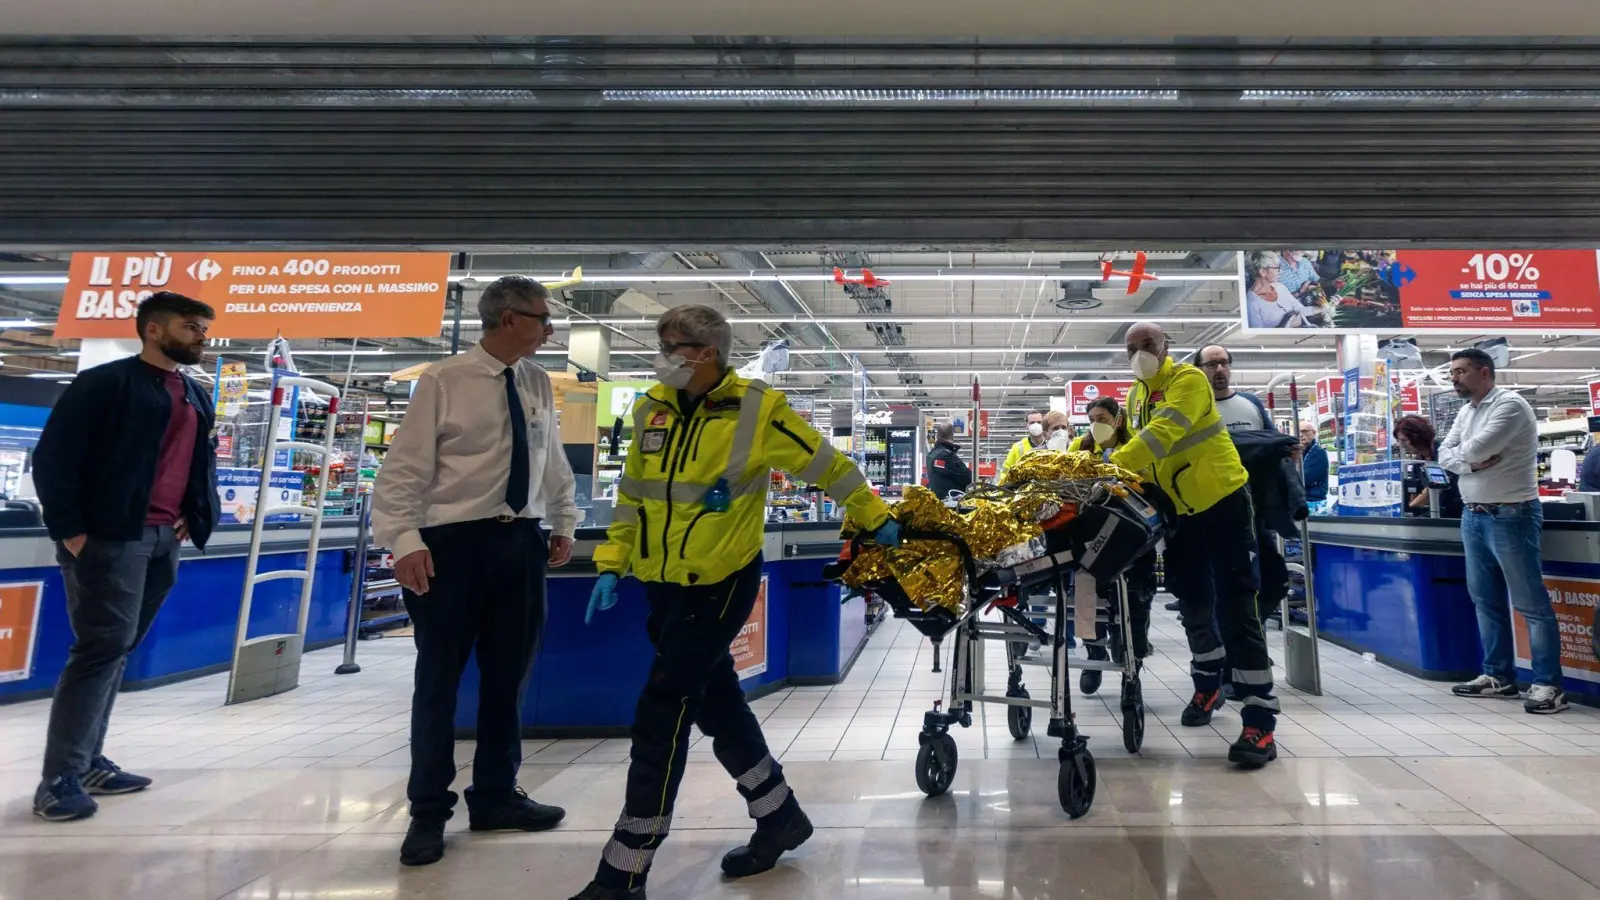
[872,518,902,548]
[587,573,619,625]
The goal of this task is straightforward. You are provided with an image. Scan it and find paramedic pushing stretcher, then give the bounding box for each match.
[569,306,900,900]
[1110,322,1280,768]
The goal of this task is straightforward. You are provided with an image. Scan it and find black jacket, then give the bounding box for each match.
[1230,428,1307,540]
[34,356,220,549]
[926,441,973,499]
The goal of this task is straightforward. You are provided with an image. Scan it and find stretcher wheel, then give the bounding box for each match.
[1058,750,1096,819]
[915,734,958,797]
[1122,702,1145,753]
[1007,687,1032,740]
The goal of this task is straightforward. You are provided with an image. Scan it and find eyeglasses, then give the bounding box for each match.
[511,309,553,328]
[1199,359,1231,370]
[659,340,709,354]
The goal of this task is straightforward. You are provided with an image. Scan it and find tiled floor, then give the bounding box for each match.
[3,601,1600,899]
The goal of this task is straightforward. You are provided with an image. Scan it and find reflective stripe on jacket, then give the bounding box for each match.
[594,369,890,586]
[1109,356,1248,516]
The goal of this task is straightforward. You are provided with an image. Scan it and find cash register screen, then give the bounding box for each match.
[1424,464,1452,488]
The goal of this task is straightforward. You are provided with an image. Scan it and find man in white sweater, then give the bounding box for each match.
[1439,347,1565,714]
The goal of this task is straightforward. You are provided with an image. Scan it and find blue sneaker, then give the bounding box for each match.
[84,757,153,795]
[33,774,98,821]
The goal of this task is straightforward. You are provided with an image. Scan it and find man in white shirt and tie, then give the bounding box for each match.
[374,275,580,866]
[1439,347,1566,715]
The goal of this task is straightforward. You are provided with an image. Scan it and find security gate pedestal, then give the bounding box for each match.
[226,374,342,705]
[1279,376,1323,696]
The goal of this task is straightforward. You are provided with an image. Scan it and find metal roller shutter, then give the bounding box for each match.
[2,38,1599,247]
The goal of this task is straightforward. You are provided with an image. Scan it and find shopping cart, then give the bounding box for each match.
[825,481,1165,818]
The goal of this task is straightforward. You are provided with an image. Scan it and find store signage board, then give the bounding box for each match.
[1514,575,1600,685]
[0,582,43,684]
[597,380,656,421]
[1590,380,1600,417]
[731,574,769,680]
[1239,249,1600,334]
[217,468,305,525]
[57,251,451,339]
[1336,460,1404,517]
[1064,380,1134,422]
[1341,368,1360,464]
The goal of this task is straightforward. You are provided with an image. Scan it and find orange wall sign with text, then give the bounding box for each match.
[57,252,451,340]
[0,582,43,684]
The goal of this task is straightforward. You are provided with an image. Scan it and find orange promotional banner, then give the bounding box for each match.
[0,582,44,684]
[57,251,451,340]
[1513,574,1600,685]
[730,574,769,680]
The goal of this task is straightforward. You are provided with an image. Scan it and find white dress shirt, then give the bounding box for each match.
[1438,387,1539,504]
[373,343,578,561]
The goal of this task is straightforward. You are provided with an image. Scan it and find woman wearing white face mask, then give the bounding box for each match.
[1064,397,1154,694]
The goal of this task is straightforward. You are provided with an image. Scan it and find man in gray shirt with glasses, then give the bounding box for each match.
[1440,347,1565,715]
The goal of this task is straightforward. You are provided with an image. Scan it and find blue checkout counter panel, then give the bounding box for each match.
[1308,515,1600,703]
[0,522,360,703]
[455,521,863,738]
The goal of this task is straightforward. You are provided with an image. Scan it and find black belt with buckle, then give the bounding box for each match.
[1467,502,1513,513]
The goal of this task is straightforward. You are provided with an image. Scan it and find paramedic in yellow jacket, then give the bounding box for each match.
[1109,321,1279,770]
[570,305,899,900]
[1000,409,1048,476]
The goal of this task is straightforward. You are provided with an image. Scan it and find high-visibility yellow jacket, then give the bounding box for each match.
[1001,436,1043,475]
[1109,356,1248,516]
[594,370,891,586]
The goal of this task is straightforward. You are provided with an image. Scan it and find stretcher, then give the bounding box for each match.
[826,480,1165,818]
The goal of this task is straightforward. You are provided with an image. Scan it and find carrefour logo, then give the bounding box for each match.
[187,258,223,282]
[1082,384,1100,399]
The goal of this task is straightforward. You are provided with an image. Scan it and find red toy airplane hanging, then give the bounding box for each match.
[1100,251,1159,295]
[833,267,893,289]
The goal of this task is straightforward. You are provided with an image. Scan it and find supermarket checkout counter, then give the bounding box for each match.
[455,521,863,738]
[1308,514,1600,702]
[0,520,360,703]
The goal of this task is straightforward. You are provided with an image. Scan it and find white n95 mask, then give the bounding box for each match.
[1027,422,1044,438]
[652,353,695,389]
[1131,350,1162,381]
[1046,431,1071,451]
[1089,421,1116,445]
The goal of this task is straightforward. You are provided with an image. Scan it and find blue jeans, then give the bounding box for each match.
[1462,500,1562,687]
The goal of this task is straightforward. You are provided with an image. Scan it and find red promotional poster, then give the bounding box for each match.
[1240,249,1600,333]
[1399,379,1422,415]
[1064,380,1134,420]
[1315,376,1344,418]
[1590,380,1600,416]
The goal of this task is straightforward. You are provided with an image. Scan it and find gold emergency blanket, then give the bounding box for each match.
[839,450,1143,614]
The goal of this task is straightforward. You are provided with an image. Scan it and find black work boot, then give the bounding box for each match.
[399,819,446,866]
[467,787,566,832]
[569,882,645,900]
[722,807,814,878]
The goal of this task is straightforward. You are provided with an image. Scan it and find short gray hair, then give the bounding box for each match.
[478,275,550,330]
[1246,250,1282,283]
[657,304,732,365]
[934,422,956,443]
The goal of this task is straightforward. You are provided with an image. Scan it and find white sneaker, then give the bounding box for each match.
[1451,675,1519,698]
[1524,684,1569,715]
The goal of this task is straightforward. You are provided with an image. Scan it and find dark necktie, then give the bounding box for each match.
[503,368,529,514]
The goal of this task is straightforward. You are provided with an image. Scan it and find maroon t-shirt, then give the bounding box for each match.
[145,367,198,526]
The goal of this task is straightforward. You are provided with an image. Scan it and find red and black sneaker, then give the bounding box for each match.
[1180,690,1224,727]
[1228,727,1278,768]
